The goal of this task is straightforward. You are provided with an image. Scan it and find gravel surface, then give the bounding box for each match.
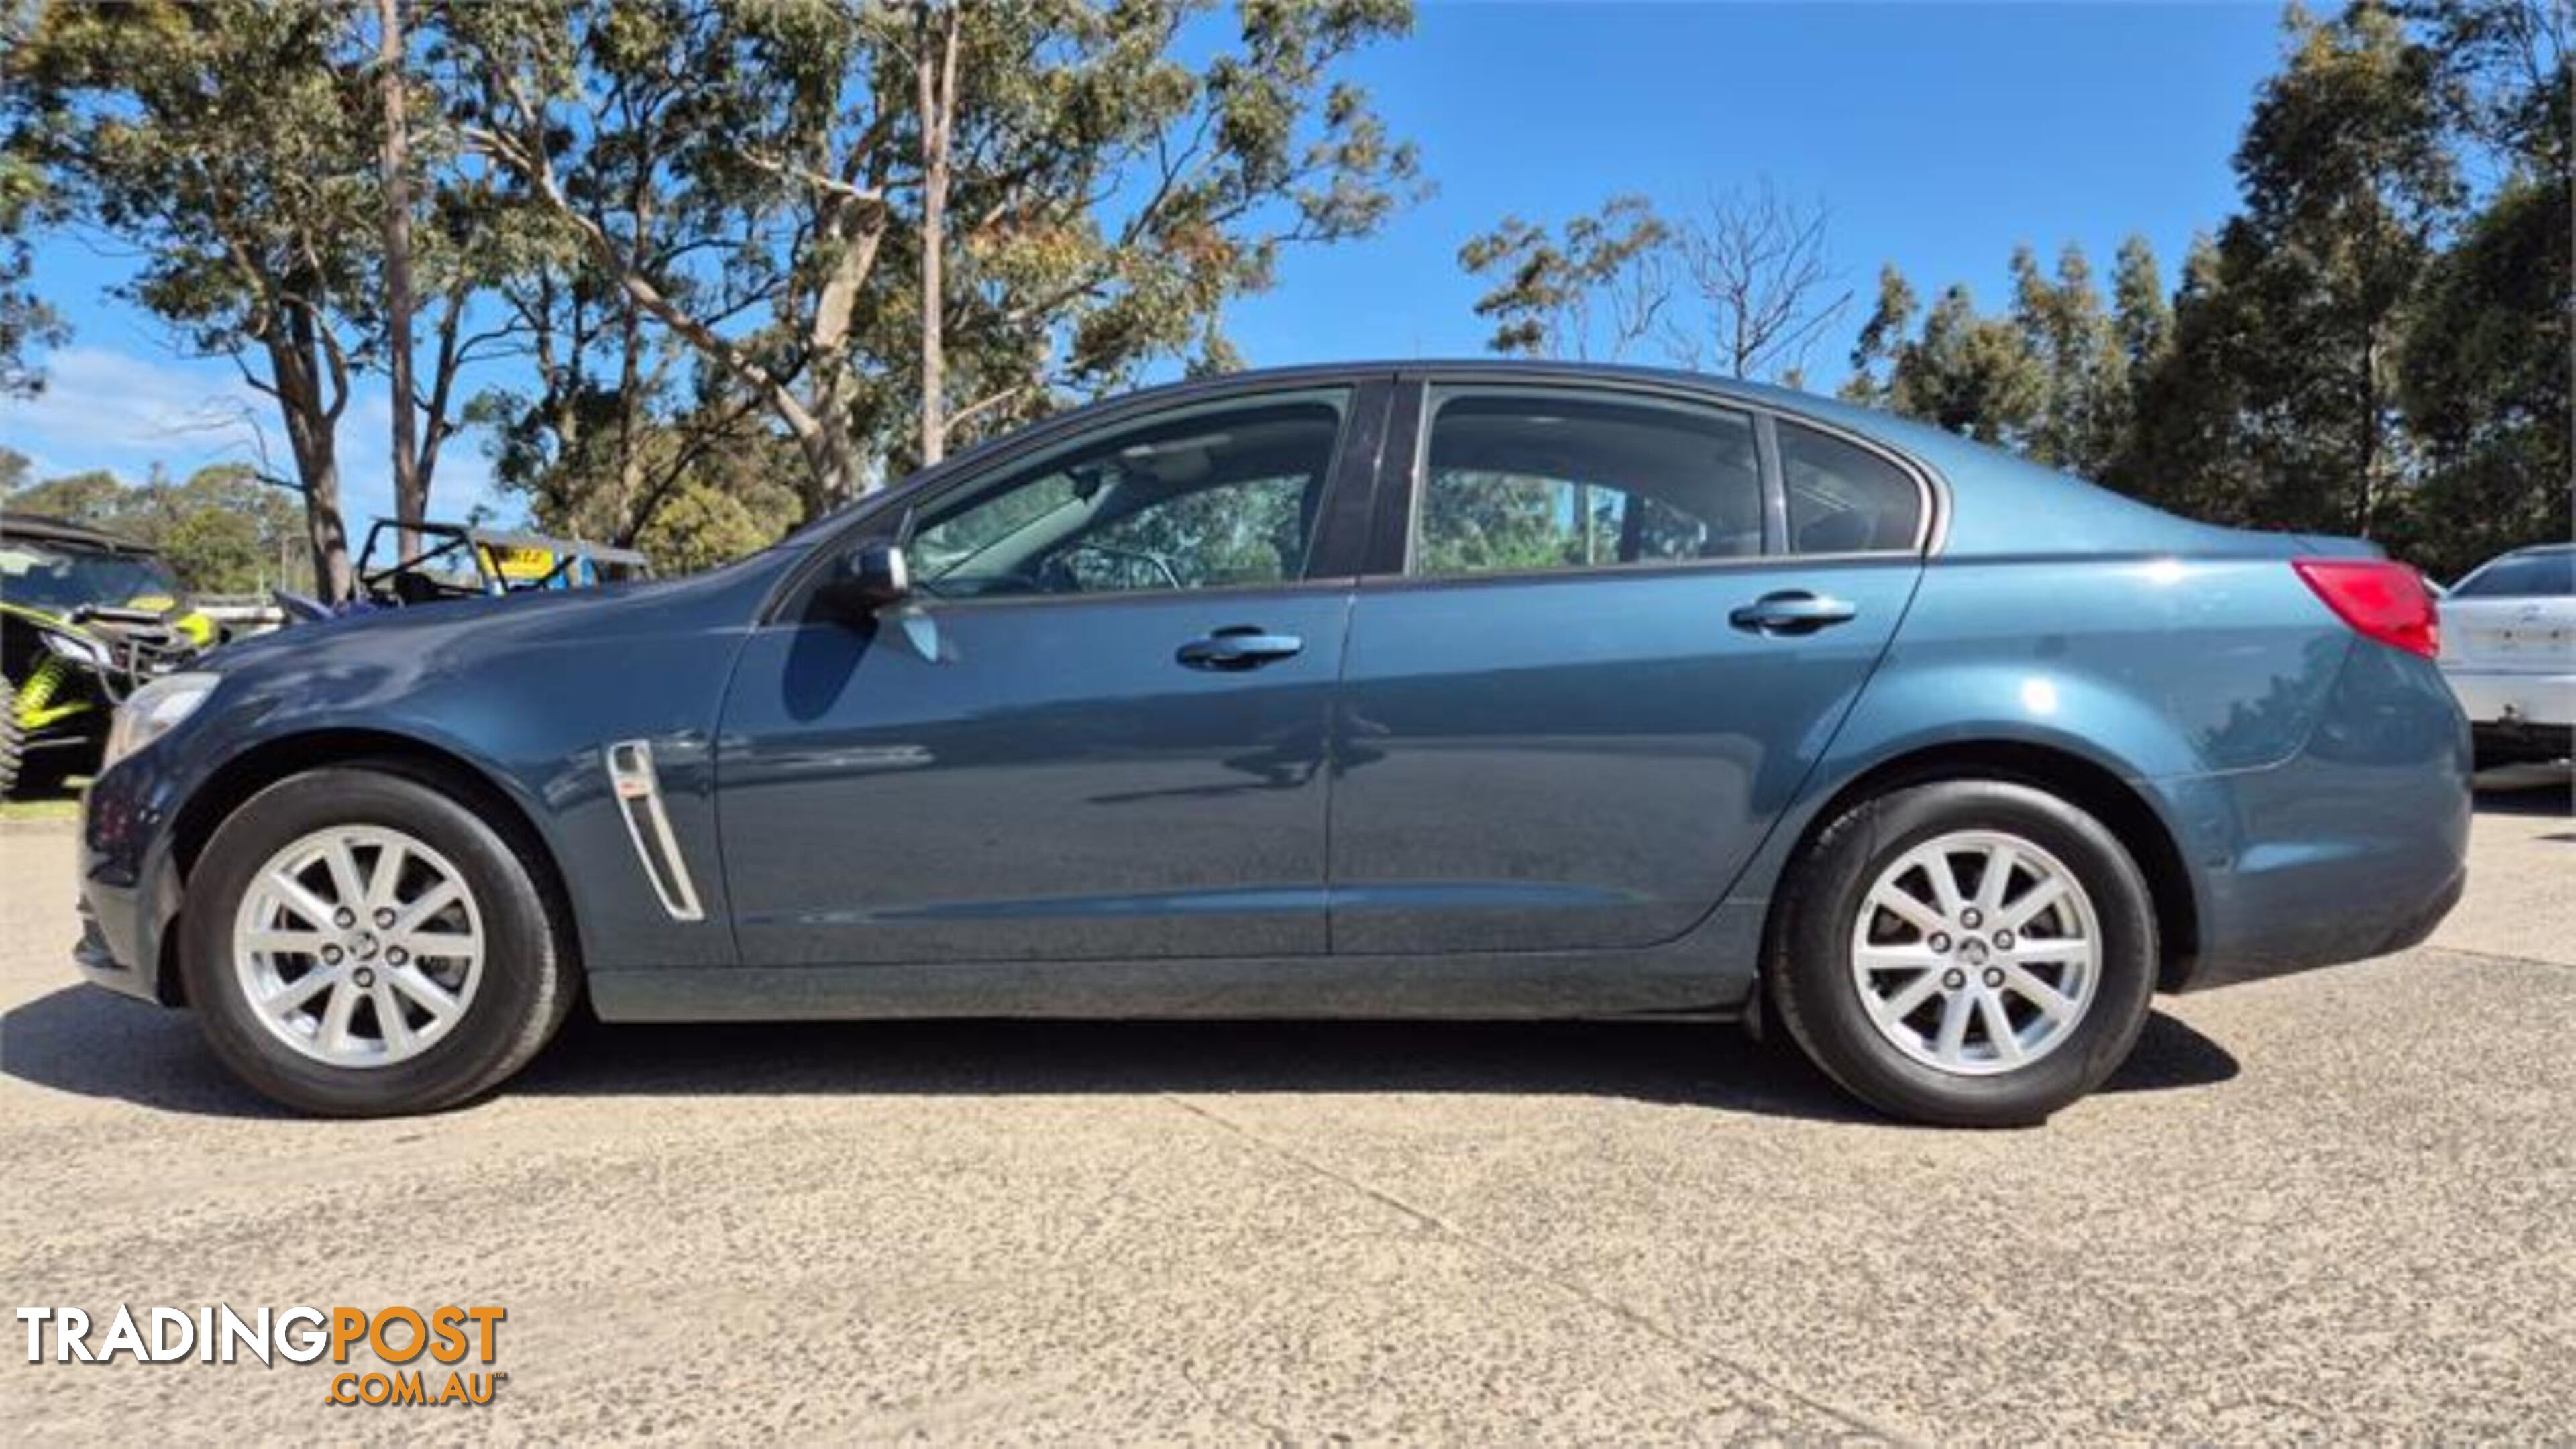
[3,774,2569,1444]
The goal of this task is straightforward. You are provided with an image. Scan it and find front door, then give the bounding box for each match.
[717,387,1370,967]
[1328,383,1927,954]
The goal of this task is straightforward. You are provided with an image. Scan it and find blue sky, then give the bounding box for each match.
[2,1,2289,529]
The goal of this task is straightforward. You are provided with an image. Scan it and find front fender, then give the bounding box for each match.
[91,564,789,986]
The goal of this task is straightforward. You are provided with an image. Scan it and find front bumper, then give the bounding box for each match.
[72,896,162,1002]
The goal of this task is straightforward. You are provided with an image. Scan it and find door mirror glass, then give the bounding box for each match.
[817,539,911,619]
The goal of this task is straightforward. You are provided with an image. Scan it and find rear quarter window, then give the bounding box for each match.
[1779,422,1923,555]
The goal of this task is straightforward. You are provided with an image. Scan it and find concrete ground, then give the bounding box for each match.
[2,771,2569,1445]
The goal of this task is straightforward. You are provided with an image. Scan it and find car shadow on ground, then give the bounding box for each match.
[2,983,2239,1125]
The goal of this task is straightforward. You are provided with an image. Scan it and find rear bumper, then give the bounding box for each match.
[2441,668,2574,729]
[2156,644,2473,993]
[2169,843,2464,991]
[2471,720,2573,766]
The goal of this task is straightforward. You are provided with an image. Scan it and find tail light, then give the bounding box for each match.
[2292,558,2439,659]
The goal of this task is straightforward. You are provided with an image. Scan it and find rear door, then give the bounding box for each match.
[1327,379,1929,954]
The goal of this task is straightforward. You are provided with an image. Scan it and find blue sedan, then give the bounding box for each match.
[72,362,2469,1125]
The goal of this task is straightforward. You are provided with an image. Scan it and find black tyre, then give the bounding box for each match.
[1769,780,2157,1128]
[179,766,578,1116]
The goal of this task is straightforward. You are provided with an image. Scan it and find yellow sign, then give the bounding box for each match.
[481,545,557,581]
[486,543,564,577]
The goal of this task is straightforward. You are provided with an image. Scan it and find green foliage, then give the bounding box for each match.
[7,0,382,598]
[634,476,777,578]
[1841,264,1919,405]
[4,459,314,594]
[1082,476,1310,588]
[7,466,124,525]
[1417,471,1632,576]
[0,150,65,397]
[12,1,380,360]
[1459,195,1669,359]
[14,0,1424,578]
[1833,1,2565,581]
[2387,170,2571,574]
[2108,236,2171,376]
[2182,1,2459,537]
[452,0,1424,520]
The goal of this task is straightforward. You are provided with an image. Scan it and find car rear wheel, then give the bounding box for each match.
[180,767,577,1116]
[1769,780,2158,1127]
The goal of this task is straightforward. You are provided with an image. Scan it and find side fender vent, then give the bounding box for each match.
[604,739,705,922]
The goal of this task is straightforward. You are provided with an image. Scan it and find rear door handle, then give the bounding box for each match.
[1729,590,1858,636]
[1177,624,1305,671]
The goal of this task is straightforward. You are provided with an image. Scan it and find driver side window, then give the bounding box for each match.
[912,392,1348,600]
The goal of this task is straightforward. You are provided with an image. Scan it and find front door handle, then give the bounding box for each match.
[1177,625,1305,671]
[1729,590,1858,636]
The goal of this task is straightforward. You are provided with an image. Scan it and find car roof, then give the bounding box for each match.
[1071,357,2043,482]
[0,511,164,555]
[788,356,2241,561]
[1110,357,1859,424]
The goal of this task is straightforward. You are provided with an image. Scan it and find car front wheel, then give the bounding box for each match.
[1769,779,2159,1127]
[179,766,577,1116]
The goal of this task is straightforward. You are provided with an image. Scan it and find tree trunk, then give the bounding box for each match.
[916,1,961,465]
[786,412,863,519]
[268,332,354,602]
[376,0,423,557]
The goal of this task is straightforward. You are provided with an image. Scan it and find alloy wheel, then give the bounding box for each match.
[230,824,484,1068]
[1847,829,2101,1075]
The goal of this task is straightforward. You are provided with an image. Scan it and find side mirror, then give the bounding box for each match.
[816,538,911,620]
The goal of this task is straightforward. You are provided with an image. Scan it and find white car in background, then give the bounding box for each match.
[2436,542,2574,767]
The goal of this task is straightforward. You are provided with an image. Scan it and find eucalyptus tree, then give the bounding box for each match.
[454,0,1422,519]
[1458,195,1672,361]
[9,0,380,598]
[2008,243,2131,479]
[2384,0,2568,578]
[0,152,62,399]
[2169,1,2461,539]
[10,0,517,598]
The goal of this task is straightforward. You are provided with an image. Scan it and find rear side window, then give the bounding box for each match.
[1415,391,1763,578]
[1779,422,1923,554]
[2451,551,2574,598]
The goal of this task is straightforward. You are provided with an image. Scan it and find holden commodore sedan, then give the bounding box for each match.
[72,362,2469,1126]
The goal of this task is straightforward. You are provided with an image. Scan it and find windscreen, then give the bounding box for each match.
[0,539,185,614]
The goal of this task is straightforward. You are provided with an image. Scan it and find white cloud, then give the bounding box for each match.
[0,345,504,526]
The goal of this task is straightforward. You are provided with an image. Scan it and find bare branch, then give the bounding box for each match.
[1660,180,1848,383]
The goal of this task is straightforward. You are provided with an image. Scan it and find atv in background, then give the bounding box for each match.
[273,519,652,622]
[0,513,217,798]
